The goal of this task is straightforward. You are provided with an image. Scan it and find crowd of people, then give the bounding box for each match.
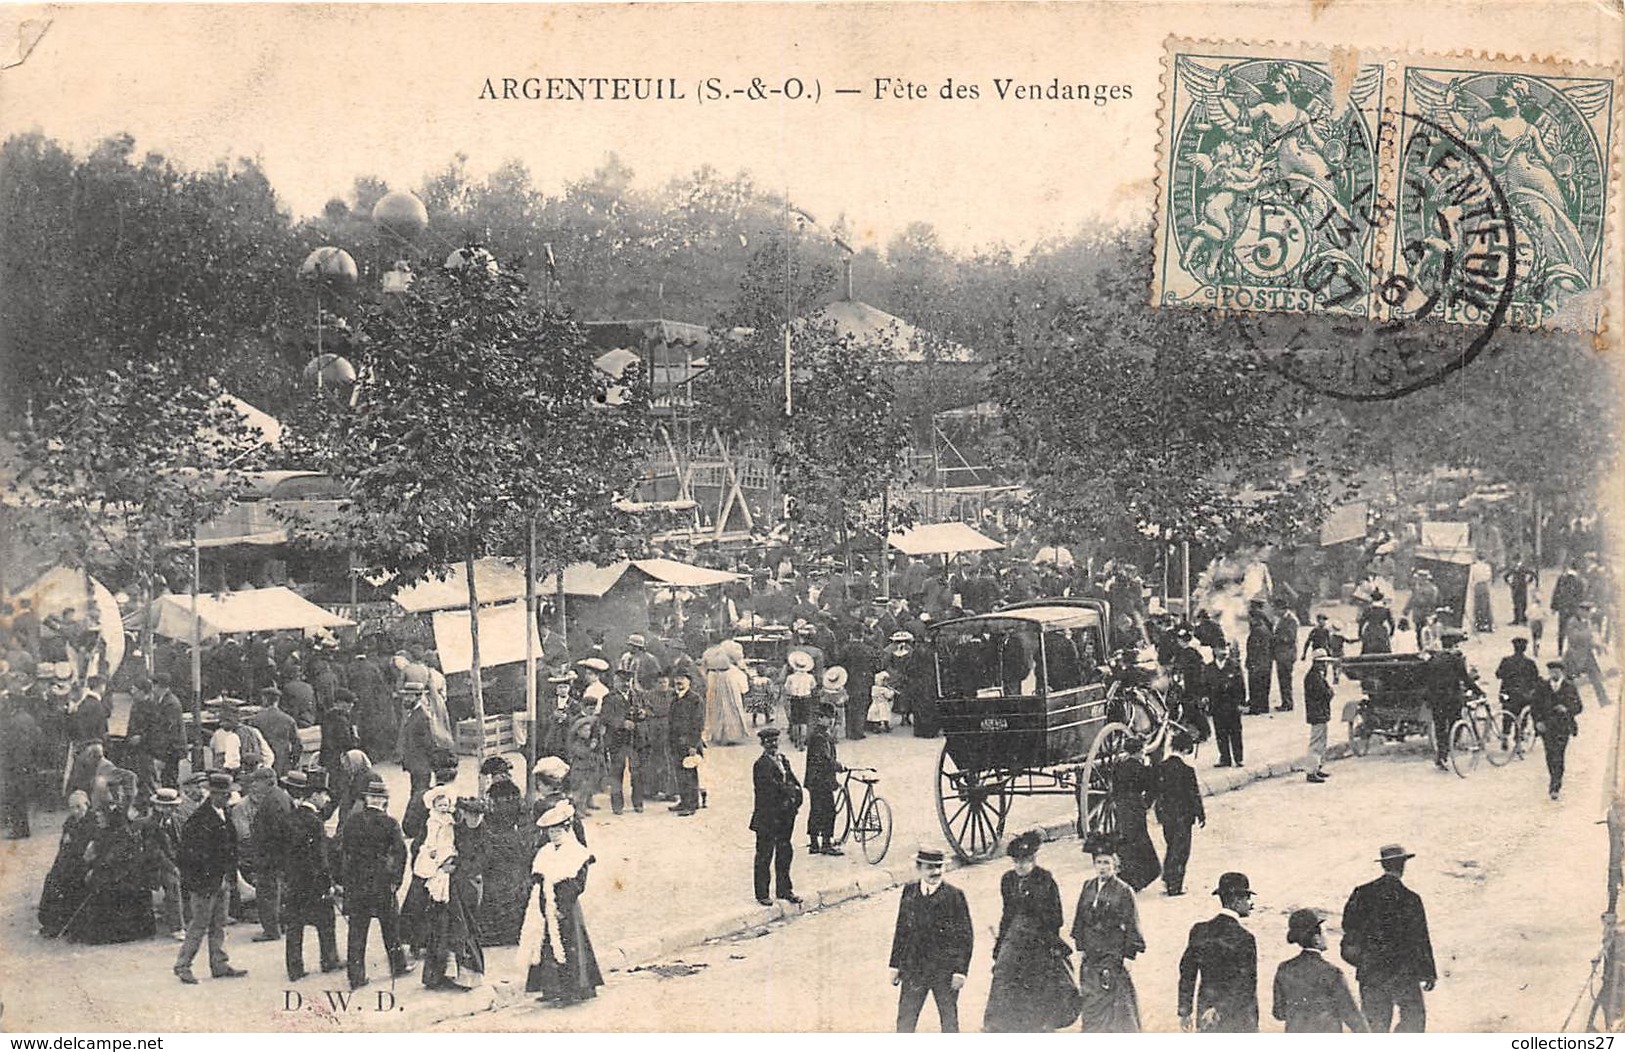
[0,537,1614,1027]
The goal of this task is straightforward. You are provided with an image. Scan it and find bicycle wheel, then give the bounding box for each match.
[1484,710,1517,767]
[1448,718,1479,778]
[1517,709,1539,759]
[860,796,893,865]
[831,784,853,846]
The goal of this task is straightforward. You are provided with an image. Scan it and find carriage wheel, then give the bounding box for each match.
[935,743,1012,863]
[1348,715,1372,757]
[1484,710,1518,768]
[1077,722,1134,839]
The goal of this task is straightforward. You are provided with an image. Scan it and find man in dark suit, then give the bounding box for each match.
[668,671,705,815]
[1245,602,1274,714]
[173,772,249,984]
[888,846,974,1032]
[1272,608,1300,712]
[340,775,413,991]
[749,726,803,906]
[1178,871,1259,1032]
[1552,563,1586,654]
[1496,637,1542,718]
[1339,843,1436,1032]
[283,770,341,981]
[1273,909,1368,1032]
[397,682,436,804]
[1154,733,1205,896]
[1207,643,1246,767]
[1425,630,1479,770]
[1533,661,1583,799]
[319,690,358,774]
[247,686,302,775]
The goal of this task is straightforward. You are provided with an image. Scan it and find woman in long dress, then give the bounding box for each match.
[1109,741,1161,893]
[66,771,155,945]
[519,800,603,1006]
[38,790,93,937]
[478,770,533,946]
[984,831,1079,1032]
[700,644,749,746]
[422,796,488,991]
[1071,838,1146,1033]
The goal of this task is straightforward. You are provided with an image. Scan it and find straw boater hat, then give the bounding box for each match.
[787,651,814,673]
[537,800,576,829]
[151,788,182,807]
[822,666,848,690]
[532,755,571,782]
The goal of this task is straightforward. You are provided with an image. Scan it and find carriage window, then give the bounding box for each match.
[1045,626,1105,689]
[934,621,1042,698]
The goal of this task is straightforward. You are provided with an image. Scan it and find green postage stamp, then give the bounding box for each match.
[1153,40,1621,331]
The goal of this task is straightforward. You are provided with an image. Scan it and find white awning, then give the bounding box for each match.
[389,559,529,613]
[150,587,353,641]
[537,558,743,598]
[633,558,743,588]
[431,601,541,675]
[888,522,1005,557]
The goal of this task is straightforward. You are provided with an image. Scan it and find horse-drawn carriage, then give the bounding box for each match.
[1339,652,1436,755]
[926,599,1184,862]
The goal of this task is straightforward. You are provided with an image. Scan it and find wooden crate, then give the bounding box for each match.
[455,715,515,756]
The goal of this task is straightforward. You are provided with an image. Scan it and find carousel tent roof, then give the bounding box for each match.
[888,521,1005,557]
[536,558,744,598]
[149,587,353,641]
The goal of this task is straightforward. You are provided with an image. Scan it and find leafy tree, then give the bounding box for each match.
[295,248,648,729]
[699,236,913,567]
[993,232,1340,562]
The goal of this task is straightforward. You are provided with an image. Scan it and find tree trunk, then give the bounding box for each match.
[189,533,204,773]
[524,519,537,806]
[465,547,486,758]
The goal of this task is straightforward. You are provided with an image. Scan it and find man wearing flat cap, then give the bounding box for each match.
[1532,661,1583,799]
[889,846,974,1032]
[174,771,249,984]
[1272,909,1368,1032]
[749,726,803,906]
[340,775,413,990]
[1177,872,1258,1031]
[1339,844,1436,1031]
[1424,629,1481,771]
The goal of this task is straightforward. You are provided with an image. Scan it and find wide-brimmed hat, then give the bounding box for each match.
[1213,872,1253,898]
[151,788,182,807]
[532,755,570,781]
[822,666,848,690]
[787,651,814,673]
[1376,843,1415,863]
[536,800,576,829]
[576,657,610,673]
[1006,830,1043,860]
[1287,908,1324,946]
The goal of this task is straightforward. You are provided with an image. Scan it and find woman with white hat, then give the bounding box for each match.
[518,801,603,1006]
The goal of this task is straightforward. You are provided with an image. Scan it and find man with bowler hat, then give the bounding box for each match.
[340,774,414,990]
[173,771,249,984]
[1339,844,1436,1031]
[1273,908,1368,1032]
[749,726,803,905]
[1177,871,1259,1031]
[888,846,974,1032]
[283,769,342,980]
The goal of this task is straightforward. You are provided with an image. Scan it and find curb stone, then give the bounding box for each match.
[596,747,1355,975]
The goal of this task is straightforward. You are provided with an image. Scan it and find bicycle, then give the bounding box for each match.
[831,766,893,865]
[1448,693,1518,777]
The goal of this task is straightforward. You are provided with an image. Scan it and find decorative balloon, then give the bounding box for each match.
[444,246,500,275]
[304,353,357,389]
[372,191,429,241]
[299,246,359,285]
